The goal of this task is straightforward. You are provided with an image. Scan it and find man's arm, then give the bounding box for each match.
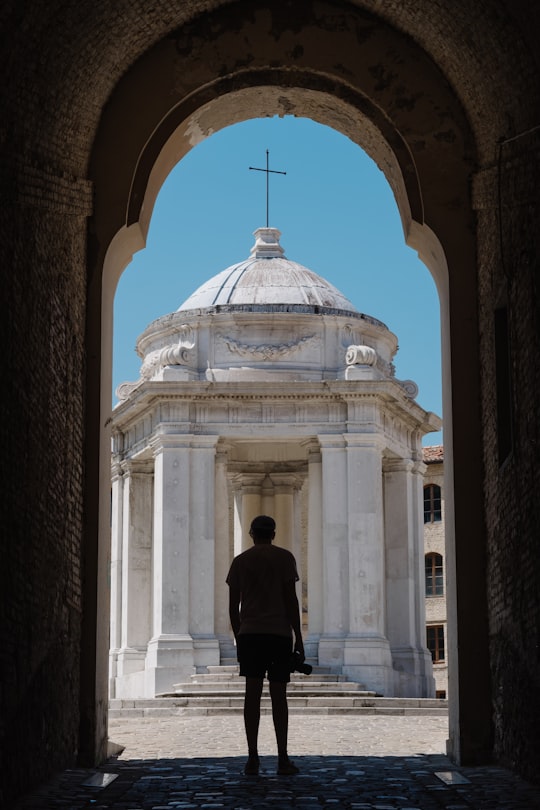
[283,580,305,658]
[228,585,241,640]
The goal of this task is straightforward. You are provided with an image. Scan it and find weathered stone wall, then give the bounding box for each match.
[475,129,540,781]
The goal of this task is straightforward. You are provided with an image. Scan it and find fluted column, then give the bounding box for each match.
[383,457,434,697]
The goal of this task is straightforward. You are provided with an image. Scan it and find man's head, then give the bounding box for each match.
[249,515,276,544]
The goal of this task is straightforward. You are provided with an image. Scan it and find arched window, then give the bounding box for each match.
[425,552,444,596]
[423,483,442,523]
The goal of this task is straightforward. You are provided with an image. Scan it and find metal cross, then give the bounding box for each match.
[249,150,286,228]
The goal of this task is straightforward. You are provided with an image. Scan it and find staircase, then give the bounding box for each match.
[109,665,448,718]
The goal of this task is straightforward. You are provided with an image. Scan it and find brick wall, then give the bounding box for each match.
[476,129,540,781]
[0,199,89,801]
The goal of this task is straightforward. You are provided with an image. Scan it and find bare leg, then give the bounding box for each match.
[269,680,288,757]
[244,677,264,756]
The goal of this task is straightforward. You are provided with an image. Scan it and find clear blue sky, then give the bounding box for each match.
[113,116,443,446]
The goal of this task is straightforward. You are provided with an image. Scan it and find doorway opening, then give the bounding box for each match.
[106,112,450,704]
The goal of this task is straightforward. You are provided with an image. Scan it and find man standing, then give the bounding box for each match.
[226,515,305,776]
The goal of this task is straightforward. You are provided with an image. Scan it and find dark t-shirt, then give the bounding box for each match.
[226,543,299,638]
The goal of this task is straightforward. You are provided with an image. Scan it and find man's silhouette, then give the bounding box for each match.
[227,515,305,775]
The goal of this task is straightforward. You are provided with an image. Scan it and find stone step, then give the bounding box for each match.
[109,695,448,718]
[166,687,378,698]
[173,678,376,696]
[108,665,447,719]
[178,678,361,691]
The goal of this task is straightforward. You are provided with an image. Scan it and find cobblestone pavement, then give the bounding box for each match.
[13,714,540,809]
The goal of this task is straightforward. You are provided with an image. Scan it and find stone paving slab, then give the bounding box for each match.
[12,715,540,809]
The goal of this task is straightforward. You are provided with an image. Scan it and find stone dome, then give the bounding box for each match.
[115,226,405,400]
[178,227,358,313]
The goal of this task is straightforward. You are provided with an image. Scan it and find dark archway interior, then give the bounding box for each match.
[1,1,539,803]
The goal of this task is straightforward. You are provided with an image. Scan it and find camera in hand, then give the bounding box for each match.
[290,651,313,675]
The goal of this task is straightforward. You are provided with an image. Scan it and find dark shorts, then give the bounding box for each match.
[236,633,292,683]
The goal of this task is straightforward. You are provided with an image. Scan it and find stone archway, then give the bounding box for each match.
[87,0,488,766]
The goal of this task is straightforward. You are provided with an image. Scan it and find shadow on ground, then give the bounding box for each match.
[12,753,540,809]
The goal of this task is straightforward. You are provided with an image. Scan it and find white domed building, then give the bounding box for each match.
[109,227,441,700]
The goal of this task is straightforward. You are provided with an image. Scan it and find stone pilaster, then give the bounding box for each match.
[343,435,393,695]
[188,436,220,670]
[317,436,349,670]
[145,434,195,696]
[116,460,153,695]
[306,443,323,657]
[214,444,232,653]
[108,462,124,696]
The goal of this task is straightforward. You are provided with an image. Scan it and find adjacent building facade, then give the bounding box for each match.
[423,445,448,698]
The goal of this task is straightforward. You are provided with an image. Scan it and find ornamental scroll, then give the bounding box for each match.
[345,344,377,366]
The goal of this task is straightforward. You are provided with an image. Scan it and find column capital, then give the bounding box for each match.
[111,461,124,480]
[269,472,304,492]
[120,458,153,476]
[149,433,194,454]
[383,458,416,474]
[344,433,385,451]
[191,435,219,449]
[317,434,346,451]
[229,472,266,493]
[215,441,233,463]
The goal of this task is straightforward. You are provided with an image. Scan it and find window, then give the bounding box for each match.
[424,484,442,523]
[425,552,444,596]
[427,625,445,663]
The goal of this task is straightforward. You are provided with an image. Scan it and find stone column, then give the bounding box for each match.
[109,462,123,696]
[317,436,349,671]
[384,457,434,696]
[343,435,393,695]
[306,444,323,657]
[291,475,303,584]
[214,445,232,655]
[261,473,274,514]
[270,473,297,551]
[234,473,264,554]
[146,434,194,696]
[189,436,220,670]
[232,479,243,557]
[116,460,153,697]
